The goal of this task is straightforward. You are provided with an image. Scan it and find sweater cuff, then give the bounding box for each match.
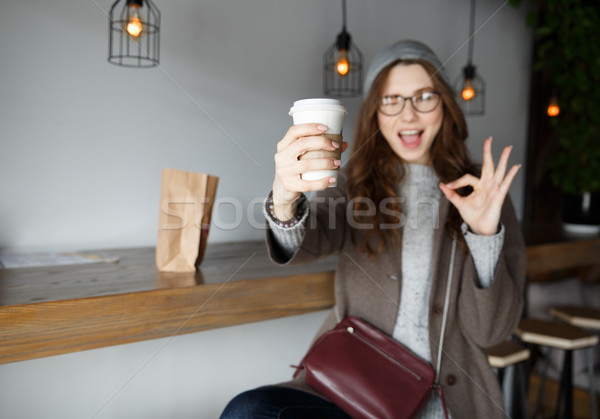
[462,222,505,289]
[263,193,308,259]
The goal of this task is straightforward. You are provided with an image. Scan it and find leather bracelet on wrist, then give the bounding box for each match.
[265,190,306,228]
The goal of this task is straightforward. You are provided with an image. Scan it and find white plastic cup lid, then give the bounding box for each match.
[289,98,347,116]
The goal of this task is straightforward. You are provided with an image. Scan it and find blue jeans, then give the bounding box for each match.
[220,385,351,419]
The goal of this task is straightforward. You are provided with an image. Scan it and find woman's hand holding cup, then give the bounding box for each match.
[272,123,347,221]
[271,98,347,221]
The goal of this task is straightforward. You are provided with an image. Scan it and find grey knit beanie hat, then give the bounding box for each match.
[363,40,449,96]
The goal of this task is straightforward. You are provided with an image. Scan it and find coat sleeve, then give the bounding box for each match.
[456,196,527,348]
[265,170,350,266]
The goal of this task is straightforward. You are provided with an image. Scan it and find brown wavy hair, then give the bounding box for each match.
[346,59,475,259]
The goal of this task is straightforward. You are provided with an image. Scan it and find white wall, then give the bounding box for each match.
[0,0,532,417]
[0,311,330,419]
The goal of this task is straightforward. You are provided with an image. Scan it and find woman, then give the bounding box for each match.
[222,40,526,419]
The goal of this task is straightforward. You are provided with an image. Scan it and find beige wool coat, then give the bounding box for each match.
[266,170,527,419]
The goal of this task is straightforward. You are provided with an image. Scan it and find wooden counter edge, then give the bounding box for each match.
[525,237,600,277]
[0,271,335,364]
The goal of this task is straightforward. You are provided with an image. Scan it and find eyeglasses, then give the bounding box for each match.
[378,91,442,116]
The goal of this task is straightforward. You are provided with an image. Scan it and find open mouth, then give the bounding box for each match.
[398,129,423,149]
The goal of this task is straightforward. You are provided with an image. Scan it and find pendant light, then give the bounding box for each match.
[324,0,363,97]
[547,88,560,117]
[109,0,160,68]
[454,0,485,115]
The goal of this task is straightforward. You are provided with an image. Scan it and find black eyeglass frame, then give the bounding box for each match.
[378,91,442,116]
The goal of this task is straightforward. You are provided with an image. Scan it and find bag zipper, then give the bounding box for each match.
[345,326,423,381]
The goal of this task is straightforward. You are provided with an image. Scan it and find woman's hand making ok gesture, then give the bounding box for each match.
[439,137,521,236]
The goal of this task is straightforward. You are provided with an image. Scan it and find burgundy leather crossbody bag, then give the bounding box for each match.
[294,240,457,419]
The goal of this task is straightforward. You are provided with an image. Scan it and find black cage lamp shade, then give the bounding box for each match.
[109,0,160,68]
[324,0,363,97]
[454,0,485,115]
[455,63,485,115]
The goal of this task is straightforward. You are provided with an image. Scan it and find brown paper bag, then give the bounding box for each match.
[156,168,219,272]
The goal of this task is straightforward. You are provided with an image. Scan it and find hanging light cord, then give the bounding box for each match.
[467,0,476,65]
[341,0,347,31]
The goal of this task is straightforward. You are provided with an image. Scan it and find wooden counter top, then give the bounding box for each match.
[2,233,599,365]
[525,236,600,282]
[0,241,337,364]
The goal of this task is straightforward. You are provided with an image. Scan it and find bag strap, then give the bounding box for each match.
[433,238,456,419]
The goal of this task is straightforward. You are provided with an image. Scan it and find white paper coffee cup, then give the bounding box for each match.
[289,98,347,184]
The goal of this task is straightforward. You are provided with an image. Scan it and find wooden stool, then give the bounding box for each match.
[487,341,530,418]
[516,318,599,419]
[551,305,600,330]
[551,305,600,419]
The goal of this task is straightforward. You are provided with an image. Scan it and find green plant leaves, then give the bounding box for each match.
[513,0,600,193]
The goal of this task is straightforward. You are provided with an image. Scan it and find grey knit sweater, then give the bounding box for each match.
[265,164,504,418]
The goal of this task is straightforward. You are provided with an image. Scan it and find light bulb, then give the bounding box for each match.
[461,79,476,101]
[547,97,560,117]
[125,5,143,38]
[336,49,349,76]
